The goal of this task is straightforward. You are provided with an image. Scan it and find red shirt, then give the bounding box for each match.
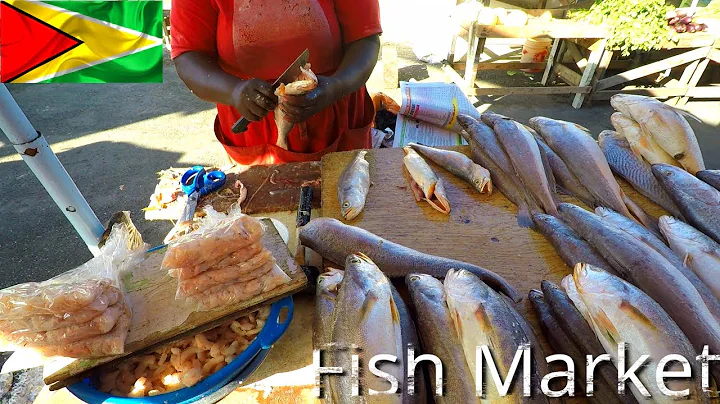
[170,0,382,165]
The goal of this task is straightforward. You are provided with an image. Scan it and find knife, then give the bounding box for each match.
[231,49,310,133]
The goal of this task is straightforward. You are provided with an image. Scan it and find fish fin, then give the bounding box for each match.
[453,310,464,339]
[359,291,380,321]
[664,104,703,123]
[619,299,657,331]
[474,305,491,333]
[389,296,401,325]
[573,123,591,133]
[592,309,621,345]
[627,141,645,160]
[516,204,535,229]
[623,193,661,235]
[683,252,692,267]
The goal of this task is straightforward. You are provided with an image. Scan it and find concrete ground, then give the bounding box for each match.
[1,44,719,402]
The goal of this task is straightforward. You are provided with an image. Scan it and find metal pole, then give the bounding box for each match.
[0,84,104,255]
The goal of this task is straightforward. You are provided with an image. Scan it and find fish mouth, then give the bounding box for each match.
[342,206,359,221]
[476,177,492,194]
[351,252,374,265]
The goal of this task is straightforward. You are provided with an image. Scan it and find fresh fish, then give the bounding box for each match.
[610,112,678,166]
[314,268,344,400]
[328,253,402,404]
[406,274,477,403]
[443,269,548,403]
[533,133,595,206]
[403,147,451,214]
[653,164,720,244]
[528,117,639,222]
[458,114,542,228]
[314,268,344,347]
[532,214,616,275]
[528,290,621,404]
[599,130,683,218]
[408,142,492,194]
[482,113,558,216]
[659,216,720,300]
[567,263,703,403]
[337,150,370,221]
[595,207,680,268]
[697,169,720,192]
[542,280,635,404]
[611,94,705,174]
[274,64,318,150]
[557,203,720,359]
[298,218,520,301]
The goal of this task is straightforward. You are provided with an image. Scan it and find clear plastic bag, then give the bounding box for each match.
[176,252,275,297]
[161,207,266,274]
[0,223,146,358]
[188,264,290,310]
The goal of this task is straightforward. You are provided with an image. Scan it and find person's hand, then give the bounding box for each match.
[280,76,342,124]
[231,78,278,121]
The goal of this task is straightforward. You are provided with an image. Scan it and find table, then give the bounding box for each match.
[448,8,610,108]
[589,33,720,106]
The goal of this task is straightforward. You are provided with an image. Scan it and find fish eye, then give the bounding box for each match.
[349,257,361,264]
[409,275,420,282]
[342,202,350,208]
[318,278,325,284]
[474,179,481,184]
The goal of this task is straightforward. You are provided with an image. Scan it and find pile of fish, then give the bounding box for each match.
[314,253,426,403]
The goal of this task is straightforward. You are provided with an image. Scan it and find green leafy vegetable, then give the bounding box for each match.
[570,0,673,56]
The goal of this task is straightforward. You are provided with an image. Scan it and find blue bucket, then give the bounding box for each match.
[67,297,294,404]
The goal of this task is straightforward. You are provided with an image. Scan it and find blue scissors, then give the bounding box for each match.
[178,166,227,223]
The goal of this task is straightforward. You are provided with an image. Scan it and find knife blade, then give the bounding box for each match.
[231,49,310,133]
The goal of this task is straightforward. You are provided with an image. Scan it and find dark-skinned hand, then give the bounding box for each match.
[280,76,342,124]
[231,78,278,121]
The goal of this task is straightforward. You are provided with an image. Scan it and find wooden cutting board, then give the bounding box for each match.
[45,219,307,390]
[321,146,667,354]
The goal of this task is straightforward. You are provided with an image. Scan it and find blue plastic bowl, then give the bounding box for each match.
[67,297,294,404]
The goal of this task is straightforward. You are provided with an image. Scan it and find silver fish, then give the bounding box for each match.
[458,115,542,228]
[444,269,548,403]
[697,170,720,192]
[659,216,720,301]
[558,203,720,360]
[483,113,558,217]
[408,142,492,194]
[338,150,370,221]
[567,263,703,403]
[406,274,477,404]
[599,130,683,218]
[532,214,616,275]
[611,94,705,174]
[528,117,637,219]
[533,132,595,206]
[314,268,344,347]
[329,253,403,404]
[653,164,720,244]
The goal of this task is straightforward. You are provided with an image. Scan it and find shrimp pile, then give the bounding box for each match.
[0,279,131,358]
[163,213,290,310]
[274,64,318,150]
[96,306,271,397]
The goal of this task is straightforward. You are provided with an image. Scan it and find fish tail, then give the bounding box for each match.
[516,204,535,229]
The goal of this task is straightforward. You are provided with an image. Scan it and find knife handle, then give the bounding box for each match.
[231,117,250,133]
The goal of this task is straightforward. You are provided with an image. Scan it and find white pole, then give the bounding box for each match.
[0,84,104,255]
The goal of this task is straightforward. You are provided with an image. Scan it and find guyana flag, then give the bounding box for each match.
[0,0,163,83]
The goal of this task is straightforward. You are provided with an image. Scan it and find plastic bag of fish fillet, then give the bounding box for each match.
[162,206,290,311]
[0,222,146,359]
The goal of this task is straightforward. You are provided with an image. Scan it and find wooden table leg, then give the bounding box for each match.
[463,22,479,92]
[586,49,613,106]
[679,57,710,106]
[541,39,561,85]
[572,39,606,109]
[667,59,700,106]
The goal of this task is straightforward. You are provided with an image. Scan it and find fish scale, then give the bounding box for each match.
[599,130,683,218]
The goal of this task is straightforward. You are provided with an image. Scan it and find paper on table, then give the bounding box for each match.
[393,114,466,147]
[398,81,480,133]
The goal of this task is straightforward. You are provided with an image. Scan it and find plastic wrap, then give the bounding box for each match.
[177,253,276,297]
[189,265,290,310]
[162,208,265,273]
[0,223,145,358]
